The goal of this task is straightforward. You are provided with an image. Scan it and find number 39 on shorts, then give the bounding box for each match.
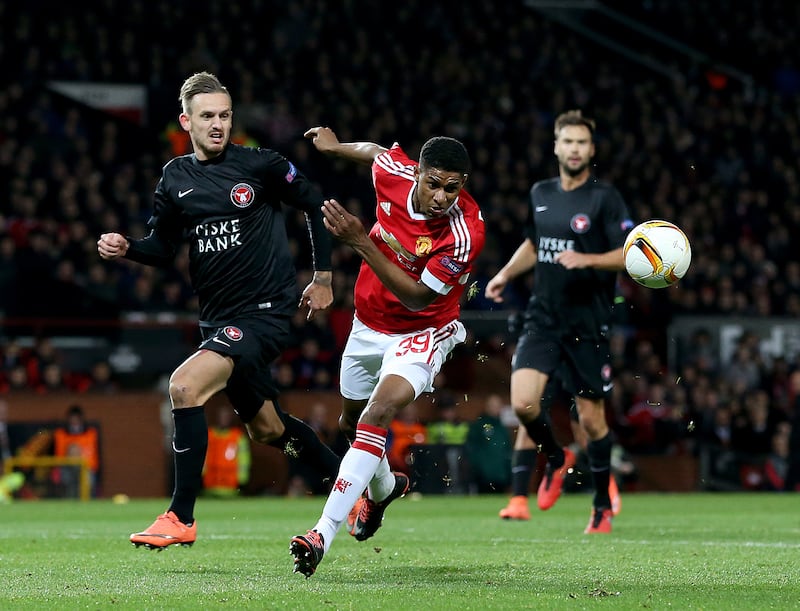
[395,331,432,357]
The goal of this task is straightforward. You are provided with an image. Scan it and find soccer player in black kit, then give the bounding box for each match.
[485,110,634,533]
[98,71,341,548]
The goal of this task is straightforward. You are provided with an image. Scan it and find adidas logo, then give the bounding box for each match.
[380,201,391,215]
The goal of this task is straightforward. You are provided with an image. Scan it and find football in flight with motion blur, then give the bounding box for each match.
[623,220,692,289]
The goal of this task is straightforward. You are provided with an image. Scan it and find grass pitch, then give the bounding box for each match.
[0,492,798,610]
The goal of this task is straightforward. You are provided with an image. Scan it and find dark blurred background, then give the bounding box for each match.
[2,0,799,494]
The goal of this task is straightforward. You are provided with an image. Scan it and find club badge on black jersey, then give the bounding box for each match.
[230,183,255,208]
[570,213,591,234]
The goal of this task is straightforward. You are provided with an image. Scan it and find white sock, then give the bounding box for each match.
[367,455,396,502]
[313,424,387,552]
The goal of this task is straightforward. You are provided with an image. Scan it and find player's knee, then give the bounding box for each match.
[583,421,608,439]
[168,374,203,407]
[513,402,540,422]
[579,411,607,438]
[576,400,606,437]
[361,400,397,429]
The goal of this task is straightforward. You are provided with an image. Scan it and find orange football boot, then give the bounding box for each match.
[130,511,197,549]
[537,447,576,510]
[584,508,613,534]
[498,495,531,520]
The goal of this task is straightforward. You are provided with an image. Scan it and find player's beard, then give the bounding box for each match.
[560,160,589,178]
[195,133,229,160]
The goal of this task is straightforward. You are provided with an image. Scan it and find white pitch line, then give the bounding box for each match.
[490,537,800,549]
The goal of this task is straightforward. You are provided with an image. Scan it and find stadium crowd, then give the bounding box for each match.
[1,0,799,490]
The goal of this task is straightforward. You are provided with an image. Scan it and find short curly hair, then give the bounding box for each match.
[419,136,471,175]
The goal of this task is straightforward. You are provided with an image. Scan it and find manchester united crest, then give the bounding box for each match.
[415,236,433,256]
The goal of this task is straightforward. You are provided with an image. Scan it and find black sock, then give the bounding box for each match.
[510,449,538,496]
[270,415,341,486]
[587,433,613,509]
[521,413,564,467]
[168,406,207,524]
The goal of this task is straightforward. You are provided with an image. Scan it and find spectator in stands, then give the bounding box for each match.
[203,405,251,497]
[83,262,119,310]
[775,362,799,412]
[426,393,469,446]
[0,339,25,372]
[387,403,428,475]
[684,328,719,377]
[724,340,763,392]
[26,337,63,390]
[738,389,780,455]
[697,406,731,487]
[85,361,119,394]
[621,382,686,454]
[53,404,100,498]
[701,404,735,450]
[0,234,18,315]
[763,421,791,491]
[309,368,335,391]
[288,305,339,355]
[424,393,470,493]
[464,394,512,494]
[291,338,335,390]
[37,362,67,394]
[273,361,296,392]
[4,365,29,393]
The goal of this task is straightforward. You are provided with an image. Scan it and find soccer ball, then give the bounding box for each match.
[623,220,691,289]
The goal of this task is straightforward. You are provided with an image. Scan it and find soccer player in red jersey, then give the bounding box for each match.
[290,127,485,577]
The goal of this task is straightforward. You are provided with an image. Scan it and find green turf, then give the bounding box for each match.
[0,492,798,610]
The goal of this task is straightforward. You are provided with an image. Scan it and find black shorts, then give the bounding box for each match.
[511,326,613,400]
[199,315,291,422]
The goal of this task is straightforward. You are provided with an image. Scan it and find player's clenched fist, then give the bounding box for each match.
[97,233,130,260]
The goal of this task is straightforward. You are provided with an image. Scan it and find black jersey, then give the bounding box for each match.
[523,176,633,338]
[125,144,331,325]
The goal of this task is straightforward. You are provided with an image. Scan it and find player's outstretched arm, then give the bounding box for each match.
[304,126,387,166]
[99,228,179,268]
[555,247,624,271]
[322,198,437,311]
[485,239,537,303]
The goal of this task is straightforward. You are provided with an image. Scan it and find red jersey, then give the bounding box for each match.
[354,144,485,334]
